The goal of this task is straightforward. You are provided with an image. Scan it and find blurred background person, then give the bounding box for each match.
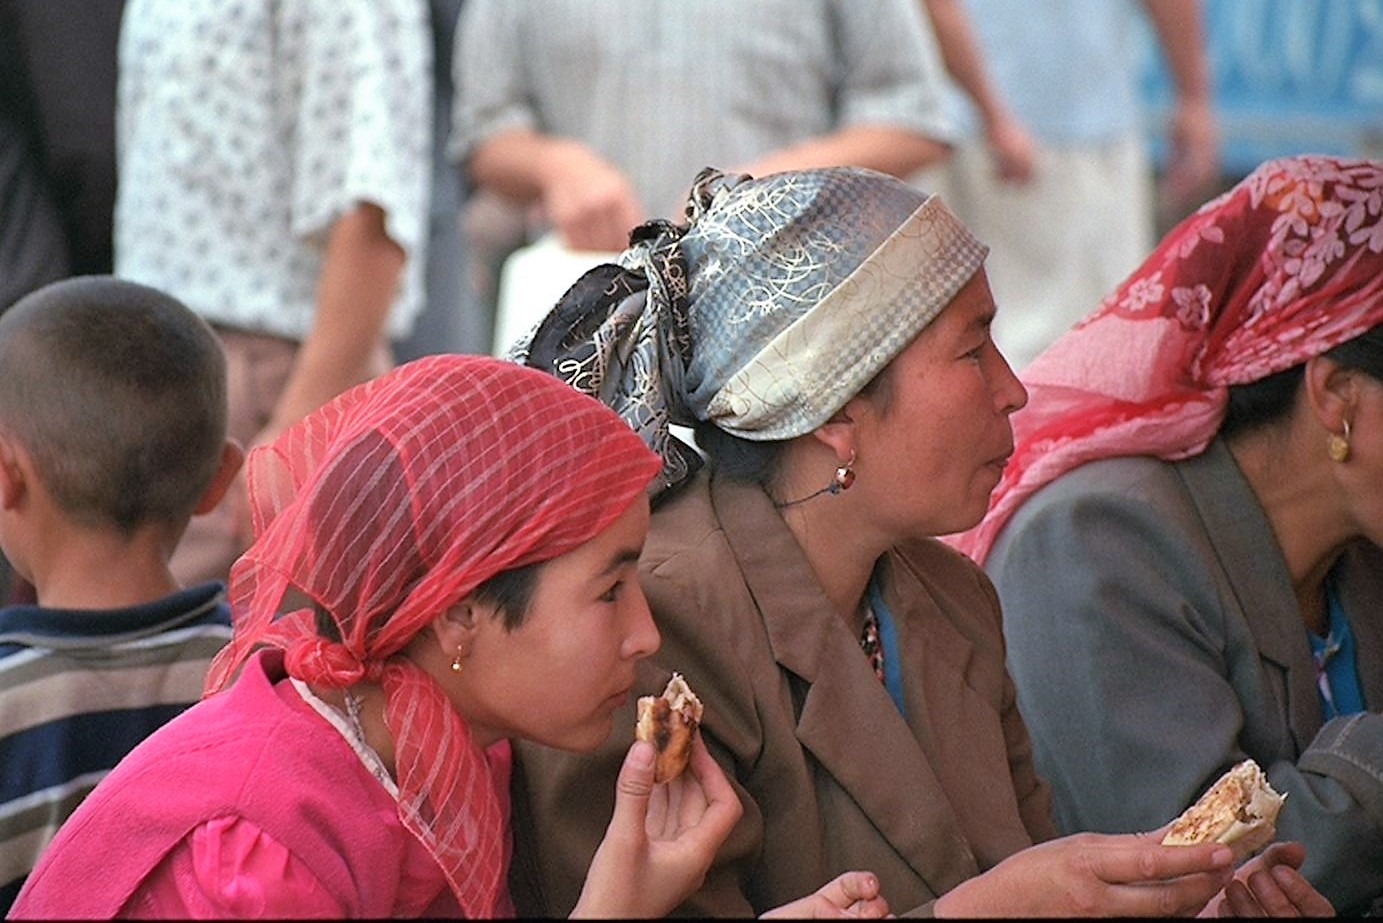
[0,80,69,317]
[449,0,957,354]
[115,0,432,587]
[394,0,485,362]
[0,0,124,296]
[917,0,1219,371]
[0,0,126,606]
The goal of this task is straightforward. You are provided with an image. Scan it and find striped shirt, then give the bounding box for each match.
[451,0,956,219]
[0,583,232,912]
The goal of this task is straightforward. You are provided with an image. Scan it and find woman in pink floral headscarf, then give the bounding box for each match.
[962,155,1383,915]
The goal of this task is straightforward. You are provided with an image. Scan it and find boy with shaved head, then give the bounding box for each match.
[0,276,241,911]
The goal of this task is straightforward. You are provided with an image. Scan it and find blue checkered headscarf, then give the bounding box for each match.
[513,167,987,497]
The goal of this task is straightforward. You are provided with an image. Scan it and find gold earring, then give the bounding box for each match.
[830,449,857,494]
[450,647,465,673]
[1327,419,1352,464]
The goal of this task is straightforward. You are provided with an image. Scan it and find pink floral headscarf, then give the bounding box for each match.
[204,355,661,917]
[954,155,1383,565]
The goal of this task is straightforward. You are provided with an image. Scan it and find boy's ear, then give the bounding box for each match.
[193,439,245,515]
[0,434,30,511]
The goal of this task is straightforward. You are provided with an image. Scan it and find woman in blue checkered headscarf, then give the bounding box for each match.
[510,166,1328,918]
[516,167,988,499]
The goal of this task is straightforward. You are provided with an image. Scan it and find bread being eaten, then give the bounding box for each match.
[1161,759,1286,861]
[635,672,703,784]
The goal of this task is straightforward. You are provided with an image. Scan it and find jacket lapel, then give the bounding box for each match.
[1337,542,1383,711]
[1178,441,1323,751]
[710,476,980,895]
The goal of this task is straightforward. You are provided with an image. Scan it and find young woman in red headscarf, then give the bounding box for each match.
[12,356,886,918]
[957,154,1383,915]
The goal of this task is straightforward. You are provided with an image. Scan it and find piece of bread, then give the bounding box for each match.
[1161,759,1286,861]
[635,672,703,784]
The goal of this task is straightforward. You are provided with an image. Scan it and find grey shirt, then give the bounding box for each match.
[450,0,954,218]
[987,439,1383,915]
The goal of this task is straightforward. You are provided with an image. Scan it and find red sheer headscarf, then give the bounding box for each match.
[204,355,661,917]
[954,155,1383,564]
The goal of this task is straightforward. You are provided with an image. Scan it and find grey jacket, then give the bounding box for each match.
[987,438,1383,914]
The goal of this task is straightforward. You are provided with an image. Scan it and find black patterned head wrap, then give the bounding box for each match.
[512,167,987,498]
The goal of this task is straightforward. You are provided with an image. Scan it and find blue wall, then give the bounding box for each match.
[1144,0,1383,175]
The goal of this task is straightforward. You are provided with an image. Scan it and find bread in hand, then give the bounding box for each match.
[1161,759,1286,861]
[635,672,703,784]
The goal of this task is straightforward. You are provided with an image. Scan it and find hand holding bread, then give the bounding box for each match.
[576,679,740,919]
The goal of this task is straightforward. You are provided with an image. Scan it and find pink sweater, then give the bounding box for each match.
[13,650,507,918]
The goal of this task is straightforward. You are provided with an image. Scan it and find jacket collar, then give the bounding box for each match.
[708,473,980,895]
[1176,439,1322,749]
[1332,543,1383,710]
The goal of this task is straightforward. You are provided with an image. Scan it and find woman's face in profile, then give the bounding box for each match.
[458,496,661,752]
[849,271,1027,539]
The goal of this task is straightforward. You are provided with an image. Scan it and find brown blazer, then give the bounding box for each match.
[509,472,1054,916]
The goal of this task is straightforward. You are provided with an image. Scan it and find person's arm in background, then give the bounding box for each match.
[1141,0,1219,208]
[264,202,403,439]
[226,1,429,548]
[255,0,431,446]
[737,125,948,185]
[919,0,1035,183]
[466,130,643,254]
[458,0,956,249]
[452,1,641,252]
[740,0,953,181]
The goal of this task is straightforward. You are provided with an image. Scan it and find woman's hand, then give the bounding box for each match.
[1202,842,1334,917]
[572,733,742,918]
[933,831,1236,917]
[760,871,890,919]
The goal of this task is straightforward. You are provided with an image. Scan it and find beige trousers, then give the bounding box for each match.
[915,134,1155,372]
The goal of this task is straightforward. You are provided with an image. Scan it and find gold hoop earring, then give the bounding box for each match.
[450,648,465,673]
[1327,419,1352,464]
[830,449,857,494]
